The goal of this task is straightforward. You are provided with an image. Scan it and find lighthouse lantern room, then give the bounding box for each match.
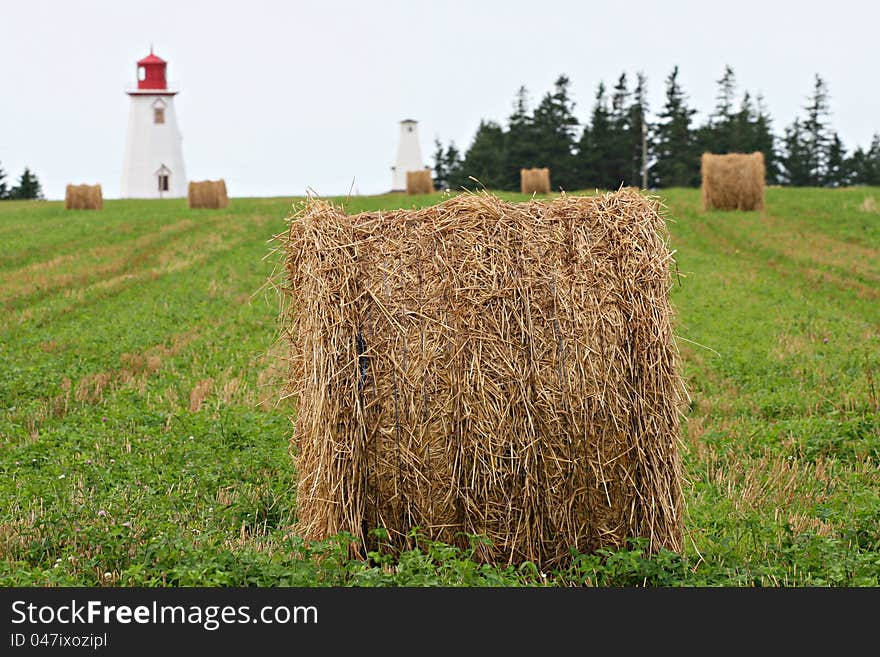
[120,49,187,198]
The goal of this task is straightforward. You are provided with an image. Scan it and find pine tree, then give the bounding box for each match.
[433,68,873,192]
[801,75,833,185]
[504,86,538,190]
[607,73,632,188]
[0,162,9,200]
[851,134,880,185]
[9,167,43,200]
[752,94,779,184]
[780,119,812,186]
[825,133,847,187]
[442,143,465,190]
[628,73,651,187]
[457,120,506,190]
[730,91,754,152]
[709,65,737,153]
[699,67,778,183]
[576,82,615,190]
[780,75,837,186]
[432,140,466,190]
[870,134,880,183]
[530,75,579,190]
[848,146,868,185]
[653,66,699,187]
[432,139,448,190]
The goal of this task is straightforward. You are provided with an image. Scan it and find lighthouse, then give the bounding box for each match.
[120,49,187,198]
[390,119,425,192]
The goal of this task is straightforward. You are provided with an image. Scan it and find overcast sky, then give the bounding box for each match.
[1,0,878,199]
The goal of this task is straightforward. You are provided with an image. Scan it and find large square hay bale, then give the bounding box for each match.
[405,169,435,195]
[65,184,103,210]
[281,189,685,568]
[188,179,229,209]
[521,167,551,194]
[700,152,765,211]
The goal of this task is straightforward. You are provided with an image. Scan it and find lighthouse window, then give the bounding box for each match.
[138,66,146,81]
[154,107,165,124]
[158,174,169,192]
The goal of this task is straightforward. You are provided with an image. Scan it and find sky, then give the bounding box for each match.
[1,0,878,200]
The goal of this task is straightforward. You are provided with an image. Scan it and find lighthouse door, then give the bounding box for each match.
[155,164,171,198]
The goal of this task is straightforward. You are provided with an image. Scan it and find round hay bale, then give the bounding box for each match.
[280,189,686,569]
[65,183,103,210]
[521,167,551,194]
[406,169,435,195]
[188,179,228,209]
[700,152,765,211]
[93,184,104,210]
[215,179,229,208]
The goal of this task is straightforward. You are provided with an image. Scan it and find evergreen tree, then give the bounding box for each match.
[752,94,780,184]
[730,91,754,152]
[432,139,448,189]
[628,73,652,187]
[457,120,507,190]
[607,73,632,188]
[576,82,615,190]
[708,65,737,153]
[802,75,833,185]
[781,75,836,186]
[699,67,778,183]
[847,146,869,185]
[0,162,9,199]
[9,167,43,200]
[653,66,699,187]
[433,68,876,192]
[504,86,538,190]
[530,75,579,190]
[442,143,465,190]
[780,119,812,186]
[825,133,847,186]
[431,139,465,190]
[850,134,880,185]
[869,134,880,182]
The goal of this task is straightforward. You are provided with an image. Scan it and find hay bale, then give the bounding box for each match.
[520,167,551,194]
[187,181,202,208]
[280,189,686,569]
[700,152,765,211]
[405,169,435,195]
[188,179,229,209]
[64,184,103,210]
[215,179,229,208]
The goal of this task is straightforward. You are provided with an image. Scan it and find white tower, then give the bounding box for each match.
[390,119,425,192]
[120,49,187,198]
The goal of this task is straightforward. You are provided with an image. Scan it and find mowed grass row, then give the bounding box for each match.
[0,187,878,586]
[668,188,880,585]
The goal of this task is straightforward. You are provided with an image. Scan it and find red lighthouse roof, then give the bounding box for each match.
[137,52,166,66]
[135,48,168,91]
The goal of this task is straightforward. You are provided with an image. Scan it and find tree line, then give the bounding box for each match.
[0,162,43,200]
[432,67,880,191]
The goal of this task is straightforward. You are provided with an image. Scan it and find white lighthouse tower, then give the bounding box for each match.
[120,49,187,198]
[390,119,425,192]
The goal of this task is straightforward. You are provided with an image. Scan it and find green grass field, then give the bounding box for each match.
[1,187,878,586]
